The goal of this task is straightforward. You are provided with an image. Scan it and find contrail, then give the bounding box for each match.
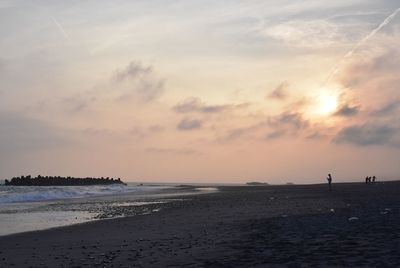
[326,7,400,83]
[50,16,70,40]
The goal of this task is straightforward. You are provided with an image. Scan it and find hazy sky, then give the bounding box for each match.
[1,0,399,183]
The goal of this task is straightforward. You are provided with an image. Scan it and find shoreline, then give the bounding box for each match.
[0,182,399,267]
[0,183,176,204]
[0,185,218,237]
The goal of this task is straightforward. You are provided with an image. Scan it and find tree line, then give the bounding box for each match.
[4,175,125,186]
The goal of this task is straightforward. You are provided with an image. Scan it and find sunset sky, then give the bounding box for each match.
[0,0,399,183]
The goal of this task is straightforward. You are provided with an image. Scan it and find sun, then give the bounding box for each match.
[308,87,340,117]
[316,91,338,115]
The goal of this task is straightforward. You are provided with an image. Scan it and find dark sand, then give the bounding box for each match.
[1,182,399,267]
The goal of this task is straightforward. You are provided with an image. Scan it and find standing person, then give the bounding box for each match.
[372,176,376,183]
[365,176,369,184]
[327,174,332,191]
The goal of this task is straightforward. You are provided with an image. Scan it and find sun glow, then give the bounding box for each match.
[317,92,338,115]
[308,87,340,117]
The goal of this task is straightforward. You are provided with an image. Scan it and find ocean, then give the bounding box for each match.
[0,183,213,236]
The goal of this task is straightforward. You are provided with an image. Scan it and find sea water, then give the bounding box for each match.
[0,183,218,236]
[0,184,156,203]
[0,183,174,236]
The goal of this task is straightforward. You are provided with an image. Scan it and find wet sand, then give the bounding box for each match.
[0,182,399,267]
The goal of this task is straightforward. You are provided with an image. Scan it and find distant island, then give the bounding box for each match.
[246,182,270,186]
[4,175,126,186]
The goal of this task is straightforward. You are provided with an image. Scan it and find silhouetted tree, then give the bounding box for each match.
[3,175,126,186]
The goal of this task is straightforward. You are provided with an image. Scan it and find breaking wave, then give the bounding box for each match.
[0,184,166,203]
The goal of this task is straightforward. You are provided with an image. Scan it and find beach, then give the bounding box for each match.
[0,182,399,267]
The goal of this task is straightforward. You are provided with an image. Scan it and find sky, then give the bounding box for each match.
[0,0,399,183]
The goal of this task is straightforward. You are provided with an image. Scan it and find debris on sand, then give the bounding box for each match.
[380,208,392,215]
[348,217,359,222]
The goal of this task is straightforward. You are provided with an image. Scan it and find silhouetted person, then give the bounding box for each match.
[365,176,369,184]
[372,176,376,183]
[327,174,332,191]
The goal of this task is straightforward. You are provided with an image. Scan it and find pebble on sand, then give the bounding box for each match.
[348,217,359,222]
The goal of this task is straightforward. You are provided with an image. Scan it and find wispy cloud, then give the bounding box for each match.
[267,81,289,100]
[112,61,165,103]
[173,97,248,114]
[58,60,165,115]
[268,111,309,130]
[336,34,400,136]
[327,7,400,82]
[340,47,400,88]
[222,122,265,141]
[334,104,360,117]
[173,98,228,114]
[113,61,152,82]
[266,111,309,139]
[128,124,165,138]
[334,123,399,147]
[262,20,345,48]
[266,129,287,140]
[306,131,328,140]
[371,100,400,117]
[177,118,203,130]
[62,95,97,113]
